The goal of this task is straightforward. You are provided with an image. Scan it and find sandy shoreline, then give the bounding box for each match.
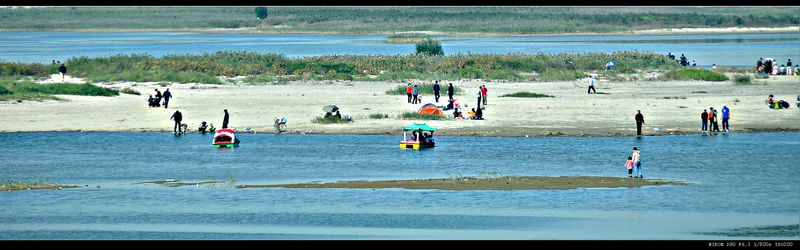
[1,72,797,138]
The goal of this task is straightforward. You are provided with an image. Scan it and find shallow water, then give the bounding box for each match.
[0,32,797,68]
[1,132,797,239]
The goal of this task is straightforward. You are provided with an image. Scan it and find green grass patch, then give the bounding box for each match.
[500,92,554,98]
[369,113,389,119]
[311,115,352,124]
[0,79,119,101]
[732,75,754,84]
[399,111,445,120]
[658,69,728,81]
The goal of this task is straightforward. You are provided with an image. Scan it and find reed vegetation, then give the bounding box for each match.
[55,50,680,84]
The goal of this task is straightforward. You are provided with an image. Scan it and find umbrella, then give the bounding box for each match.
[606,61,615,66]
[323,105,339,113]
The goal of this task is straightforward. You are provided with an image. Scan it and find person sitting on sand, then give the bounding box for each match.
[453,107,462,119]
[198,121,208,134]
[475,107,483,120]
[208,123,216,133]
[469,108,476,119]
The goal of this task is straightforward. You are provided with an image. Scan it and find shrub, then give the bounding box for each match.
[415,38,444,56]
[732,75,752,84]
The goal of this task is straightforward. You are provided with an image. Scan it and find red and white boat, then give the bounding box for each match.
[212,128,240,148]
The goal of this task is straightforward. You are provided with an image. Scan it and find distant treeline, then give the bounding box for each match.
[1,51,682,84]
[0,6,797,34]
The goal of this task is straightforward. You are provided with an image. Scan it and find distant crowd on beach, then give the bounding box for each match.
[756,58,796,76]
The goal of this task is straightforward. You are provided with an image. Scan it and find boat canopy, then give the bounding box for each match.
[402,123,437,132]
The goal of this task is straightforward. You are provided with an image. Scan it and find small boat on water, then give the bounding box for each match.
[400,123,436,149]
[212,128,240,148]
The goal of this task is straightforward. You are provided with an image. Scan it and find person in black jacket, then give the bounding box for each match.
[635,110,645,136]
[170,110,182,134]
[222,109,229,129]
[58,63,67,82]
[701,109,708,132]
[433,81,441,103]
[447,83,454,102]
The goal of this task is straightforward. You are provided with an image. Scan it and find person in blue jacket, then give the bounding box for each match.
[721,104,730,132]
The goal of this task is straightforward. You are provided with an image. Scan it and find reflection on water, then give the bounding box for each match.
[0,132,797,239]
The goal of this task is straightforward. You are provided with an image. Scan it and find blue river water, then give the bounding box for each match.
[0,32,797,68]
[0,132,797,240]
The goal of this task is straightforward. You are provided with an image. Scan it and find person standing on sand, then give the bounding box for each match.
[712,108,720,132]
[154,89,162,105]
[170,110,183,134]
[701,109,708,132]
[58,63,67,82]
[721,104,730,132]
[587,75,596,94]
[406,84,412,103]
[433,81,441,103]
[757,58,763,74]
[163,88,172,109]
[787,59,793,76]
[412,85,419,104]
[635,110,645,136]
[625,156,634,178]
[222,109,229,129]
[447,83,454,102]
[481,85,488,105]
[476,88,482,109]
[632,147,642,178]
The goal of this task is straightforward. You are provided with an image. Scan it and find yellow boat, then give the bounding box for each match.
[400,123,436,149]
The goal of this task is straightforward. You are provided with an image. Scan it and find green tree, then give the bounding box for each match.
[255,7,268,19]
[415,38,444,56]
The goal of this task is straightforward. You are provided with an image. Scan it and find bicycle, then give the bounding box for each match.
[274,117,287,133]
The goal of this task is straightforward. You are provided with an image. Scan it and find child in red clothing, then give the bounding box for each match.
[625,156,634,178]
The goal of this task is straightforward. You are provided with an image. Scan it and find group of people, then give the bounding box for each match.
[169,109,228,135]
[766,94,792,109]
[701,105,729,133]
[757,58,796,76]
[669,53,696,67]
[477,85,487,108]
[148,88,173,108]
[407,81,458,104]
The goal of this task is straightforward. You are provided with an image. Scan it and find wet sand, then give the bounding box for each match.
[237,176,686,190]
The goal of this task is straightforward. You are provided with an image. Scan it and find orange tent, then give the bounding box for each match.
[417,103,445,117]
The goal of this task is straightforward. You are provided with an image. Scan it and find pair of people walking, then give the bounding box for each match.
[625,147,643,178]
